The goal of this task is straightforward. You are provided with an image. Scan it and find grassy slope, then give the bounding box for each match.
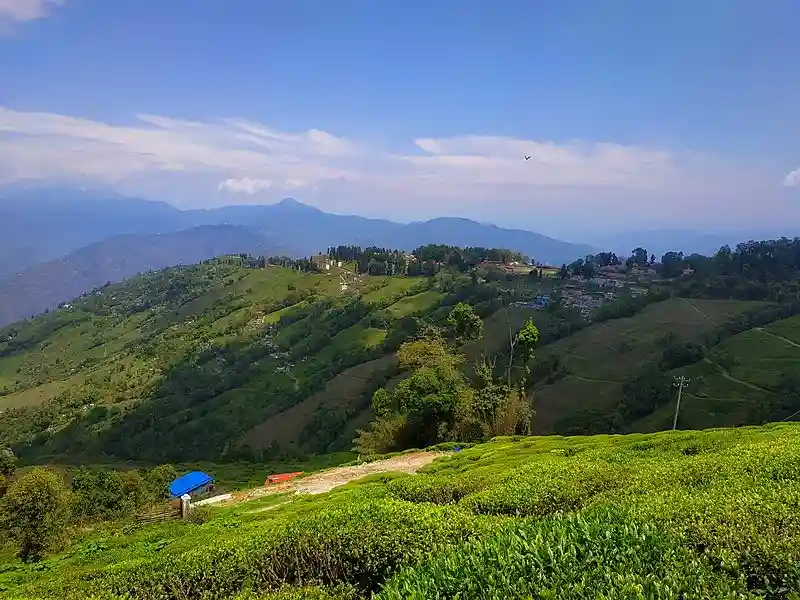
[635,313,800,431]
[3,423,798,599]
[529,298,763,433]
[0,255,792,461]
[0,261,440,460]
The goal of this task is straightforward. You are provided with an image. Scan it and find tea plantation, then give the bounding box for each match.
[3,423,798,599]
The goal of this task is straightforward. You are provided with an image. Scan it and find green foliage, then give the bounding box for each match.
[370,388,392,419]
[4,424,800,599]
[515,318,540,363]
[72,499,492,600]
[378,508,744,599]
[1,425,800,599]
[445,302,483,343]
[0,468,71,562]
[69,465,175,523]
[0,447,16,477]
[186,505,214,525]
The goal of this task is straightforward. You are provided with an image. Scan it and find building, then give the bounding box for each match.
[169,471,215,500]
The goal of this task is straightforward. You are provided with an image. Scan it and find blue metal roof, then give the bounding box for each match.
[169,471,213,497]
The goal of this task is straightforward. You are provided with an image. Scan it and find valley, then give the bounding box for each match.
[0,238,798,599]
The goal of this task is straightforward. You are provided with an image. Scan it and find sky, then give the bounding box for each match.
[1,0,799,240]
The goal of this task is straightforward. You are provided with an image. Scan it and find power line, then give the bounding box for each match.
[672,376,690,430]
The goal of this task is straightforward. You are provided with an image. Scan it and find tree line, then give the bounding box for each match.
[0,450,178,562]
[326,244,525,277]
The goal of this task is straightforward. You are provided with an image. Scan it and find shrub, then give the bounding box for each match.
[377,508,746,599]
[187,505,213,525]
[0,447,16,477]
[387,472,489,505]
[0,468,71,562]
[90,498,494,599]
[460,460,627,517]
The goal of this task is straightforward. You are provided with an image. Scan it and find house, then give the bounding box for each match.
[681,267,696,277]
[169,471,215,499]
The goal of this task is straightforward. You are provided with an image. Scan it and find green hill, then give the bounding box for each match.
[0,255,463,462]
[2,238,800,464]
[2,424,798,599]
[643,313,800,431]
[528,297,766,433]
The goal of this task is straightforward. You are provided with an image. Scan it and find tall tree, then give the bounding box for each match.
[446,302,483,343]
[0,469,71,562]
[632,247,649,266]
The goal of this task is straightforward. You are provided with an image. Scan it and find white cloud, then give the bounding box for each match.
[218,177,273,195]
[0,105,794,233]
[0,0,63,24]
[404,136,678,189]
[784,168,800,187]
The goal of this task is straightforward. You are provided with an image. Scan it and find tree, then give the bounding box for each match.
[446,302,483,343]
[559,264,570,279]
[517,319,541,365]
[660,251,685,278]
[0,469,71,562]
[371,388,393,418]
[632,247,649,266]
[595,252,620,267]
[0,448,16,478]
[569,259,585,277]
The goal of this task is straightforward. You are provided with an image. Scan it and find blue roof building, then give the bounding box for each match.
[169,471,214,498]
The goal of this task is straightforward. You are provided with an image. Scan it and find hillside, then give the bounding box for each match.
[528,297,766,433]
[2,424,798,598]
[1,237,799,464]
[0,226,290,326]
[0,253,467,462]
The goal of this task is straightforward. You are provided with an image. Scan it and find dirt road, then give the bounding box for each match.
[229,451,444,505]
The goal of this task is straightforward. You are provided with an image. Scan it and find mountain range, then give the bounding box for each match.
[0,188,598,325]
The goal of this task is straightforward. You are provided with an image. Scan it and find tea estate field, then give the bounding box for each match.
[2,423,799,599]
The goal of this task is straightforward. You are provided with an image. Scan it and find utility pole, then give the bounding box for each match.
[672,376,690,430]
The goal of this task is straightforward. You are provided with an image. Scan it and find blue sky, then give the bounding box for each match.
[1,0,799,239]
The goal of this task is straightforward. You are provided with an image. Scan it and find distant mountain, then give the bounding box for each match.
[186,199,598,264]
[0,225,286,326]
[1,189,596,270]
[0,188,186,277]
[0,189,597,322]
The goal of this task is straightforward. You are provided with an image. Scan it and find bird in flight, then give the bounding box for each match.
[524,156,531,160]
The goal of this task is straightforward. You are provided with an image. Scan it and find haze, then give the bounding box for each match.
[1,0,799,241]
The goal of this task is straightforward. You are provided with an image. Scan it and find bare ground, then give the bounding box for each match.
[228,451,444,505]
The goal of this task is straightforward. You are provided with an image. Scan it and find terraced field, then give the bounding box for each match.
[634,313,800,431]
[530,298,764,433]
[4,424,798,599]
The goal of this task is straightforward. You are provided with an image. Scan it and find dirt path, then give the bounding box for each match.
[681,298,719,326]
[755,327,800,349]
[229,451,444,505]
[703,357,768,393]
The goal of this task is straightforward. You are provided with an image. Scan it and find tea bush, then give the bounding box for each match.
[74,498,496,600]
[459,459,628,517]
[378,507,749,599]
[4,424,800,599]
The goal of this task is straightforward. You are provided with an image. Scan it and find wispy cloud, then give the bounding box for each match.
[0,106,792,232]
[218,177,274,195]
[784,168,800,187]
[0,0,63,25]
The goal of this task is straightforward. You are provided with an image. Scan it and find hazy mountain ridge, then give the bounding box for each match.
[0,189,597,269]
[0,225,287,326]
[0,189,600,322]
